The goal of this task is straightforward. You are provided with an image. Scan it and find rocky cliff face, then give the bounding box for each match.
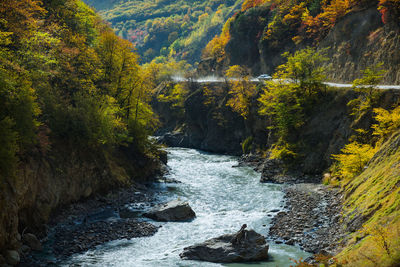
[153,82,269,155]
[153,82,400,174]
[320,7,400,84]
[0,142,163,253]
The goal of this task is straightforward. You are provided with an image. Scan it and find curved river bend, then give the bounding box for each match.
[63,148,309,266]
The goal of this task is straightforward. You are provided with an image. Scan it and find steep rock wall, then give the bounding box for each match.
[320,7,400,84]
[153,82,400,174]
[0,142,163,252]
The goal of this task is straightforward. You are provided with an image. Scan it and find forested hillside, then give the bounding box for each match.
[0,0,163,255]
[84,0,242,64]
[200,0,400,83]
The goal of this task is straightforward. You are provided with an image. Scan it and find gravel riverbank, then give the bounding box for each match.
[238,154,345,256]
[269,184,345,255]
[19,184,161,266]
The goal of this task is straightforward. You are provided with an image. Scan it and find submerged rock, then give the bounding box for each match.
[144,200,196,222]
[180,227,269,263]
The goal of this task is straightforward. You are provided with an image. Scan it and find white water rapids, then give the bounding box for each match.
[62,148,310,266]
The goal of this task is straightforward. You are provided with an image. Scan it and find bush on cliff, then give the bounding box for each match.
[348,63,385,118]
[258,47,327,161]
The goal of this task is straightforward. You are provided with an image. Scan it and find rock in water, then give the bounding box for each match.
[23,233,42,251]
[180,229,269,263]
[144,200,196,222]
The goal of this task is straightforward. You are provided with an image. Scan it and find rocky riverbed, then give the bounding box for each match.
[238,154,345,258]
[269,184,345,255]
[18,184,162,266]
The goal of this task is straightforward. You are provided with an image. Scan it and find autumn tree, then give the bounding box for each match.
[348,63,386,117]
[202,17,232,62]
[378,0,400,23]
[242,0,268,11]
[225,65,257,119]
[0,0,162,179]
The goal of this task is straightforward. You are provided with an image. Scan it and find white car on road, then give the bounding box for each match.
[256,74,272,81]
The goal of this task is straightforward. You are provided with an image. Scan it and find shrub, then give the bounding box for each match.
[331,141,377,180]
[372,106,400,143]
[348,63,385,117]
[225,65,257,119]
[241,136,254,154]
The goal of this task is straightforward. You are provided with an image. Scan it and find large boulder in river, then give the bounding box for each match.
[144,200,196,222]
[180,228,269,263]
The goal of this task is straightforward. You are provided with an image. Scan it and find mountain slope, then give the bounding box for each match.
[84,0,243,64]
[0,0,163,255]
[199,0,400,84]
[337,130,400,266]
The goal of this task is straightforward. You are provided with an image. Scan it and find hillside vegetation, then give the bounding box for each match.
[200,0,400,83]
[0,0,162,252]
[84,0,242,64]
[152,45,400,266]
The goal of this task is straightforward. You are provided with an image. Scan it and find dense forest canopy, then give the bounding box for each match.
[0,0,158,181]
[83,0,243,64]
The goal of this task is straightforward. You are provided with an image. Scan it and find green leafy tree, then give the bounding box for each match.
[0,0,162,179]
[258,47,328,161]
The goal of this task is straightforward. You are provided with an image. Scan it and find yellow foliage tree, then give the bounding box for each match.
[372,106,400,144]
[241,0,268,11]
[157,83,189,109]
[332,141,377,180]
[225,65,256,119]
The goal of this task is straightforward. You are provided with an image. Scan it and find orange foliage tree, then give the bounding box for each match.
[202,18,232,62]
[242,0,268,11]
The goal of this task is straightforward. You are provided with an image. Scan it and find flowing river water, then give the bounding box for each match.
[62,148,310,266]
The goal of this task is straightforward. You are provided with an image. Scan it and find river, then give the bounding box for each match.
[62,148,309,266]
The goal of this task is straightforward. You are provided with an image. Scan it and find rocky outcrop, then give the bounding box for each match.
[144,200,196,222]
[153,81,400,177]
[156,132,190,148]
[4,250,20,266]
[320,7,400,84]
[153,82,268,155]
[180,228,269,263]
